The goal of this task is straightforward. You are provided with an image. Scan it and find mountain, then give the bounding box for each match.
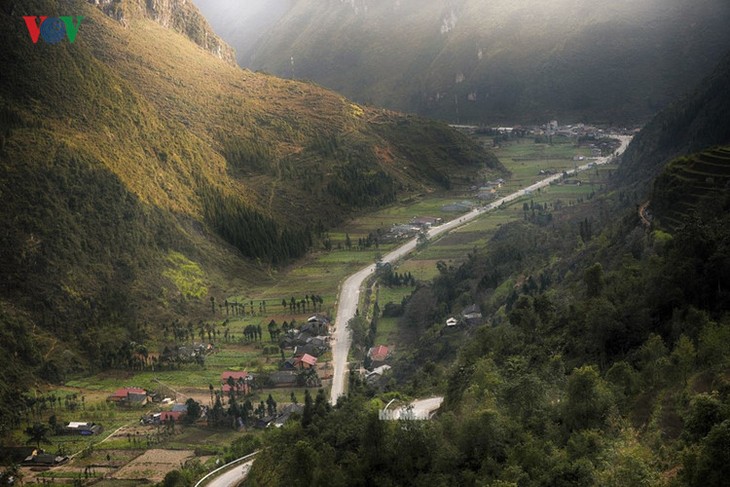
[0,0,500,417]
[234,0,730,125]
[616,51,730,195]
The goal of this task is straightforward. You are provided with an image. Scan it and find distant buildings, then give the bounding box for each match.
[107,387,148,406]
[64,422,103,435]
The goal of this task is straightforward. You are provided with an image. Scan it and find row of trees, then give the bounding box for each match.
[281,295,324,313]
[380,268,416,287]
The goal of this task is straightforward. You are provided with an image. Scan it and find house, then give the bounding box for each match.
[282,357,300,370]
[282,353,317,370]
[299,353,318,368]
[23,452,68,466]
[171,403,188,413]
[294,343,326,357]
[159,411,184,423]
[308,336,328,348]
[268,371,299,388]
[307,314,330,325]
[271,404,304,428]
[446,317,458,327]
[65,422,103,436]
[462,304,483,326]
[255,416,275,429]
[221,371,251,396]
[366,365,392,385]
[411,216,442,229]
[368,345,390,365]
[107,387,148,406]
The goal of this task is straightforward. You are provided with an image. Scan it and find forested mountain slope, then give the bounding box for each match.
[241,0,730,124]
[0,0,500,431]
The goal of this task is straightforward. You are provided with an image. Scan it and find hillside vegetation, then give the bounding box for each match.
[651,146,730,230]
[243,0,730,124]
[0,0,500,432]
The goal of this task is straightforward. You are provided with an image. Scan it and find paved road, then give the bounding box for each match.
[204,461,253,487]
[395,396,444,420]
[329,135,632,404]
[195,456,256,487]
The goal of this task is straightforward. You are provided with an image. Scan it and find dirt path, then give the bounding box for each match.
[639,200,651,227]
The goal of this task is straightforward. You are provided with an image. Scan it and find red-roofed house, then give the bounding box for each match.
[221,371,251,396]
[368,345,390,365]
[159,411,184,423]
[221,371,249,382]
[299,354,317,368]
[107,388,148,406]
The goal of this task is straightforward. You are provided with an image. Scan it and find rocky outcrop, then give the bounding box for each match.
[89,0,236,66]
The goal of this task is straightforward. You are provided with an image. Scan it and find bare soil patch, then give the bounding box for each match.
[112,449,195,483]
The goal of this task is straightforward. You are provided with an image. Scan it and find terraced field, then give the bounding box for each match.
[652,146,730,229]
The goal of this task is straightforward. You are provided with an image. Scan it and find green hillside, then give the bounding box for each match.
[243,0,730,125]
[651,146,730,230]
[0,0,500,429]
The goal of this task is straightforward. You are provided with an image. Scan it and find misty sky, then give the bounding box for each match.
[192,0,293,67]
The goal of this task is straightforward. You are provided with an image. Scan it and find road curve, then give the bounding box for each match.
[204,461,253,487]
[330,136,632,404]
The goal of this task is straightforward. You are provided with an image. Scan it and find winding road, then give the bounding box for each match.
[329,135,632,404]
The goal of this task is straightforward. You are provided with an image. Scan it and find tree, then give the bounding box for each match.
[266,394,277,416]
[636,334,669,389]
[583,263,604,298]
[564,365,614,432]
[183,398,201,425]
[161,469,190,487]
[25,423,51,449]
[684,393,728,442]
[683,420,730,487]
[348,316,371,359]
[302,389,313,427]
[671,335,696,385]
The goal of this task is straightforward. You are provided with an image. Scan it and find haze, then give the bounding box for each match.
[192,0,293,66]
